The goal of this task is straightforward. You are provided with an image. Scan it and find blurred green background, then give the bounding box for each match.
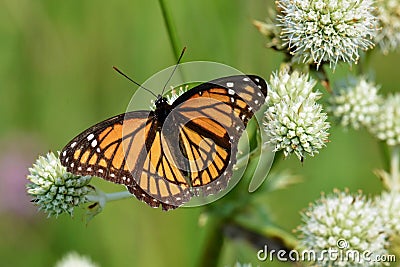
[0,0,399,266]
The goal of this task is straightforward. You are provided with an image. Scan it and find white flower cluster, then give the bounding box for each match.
[330,77,382,130]
[26,152,93,217]
[264,67,330,161]
[370,93,400,146]
[298,189,388,267]
[277,0,377,69]
[55,251,99,267]
[375,191,400,236]
[374,0,400,54]
[150,85,188,110]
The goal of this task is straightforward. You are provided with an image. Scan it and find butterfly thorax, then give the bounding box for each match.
[154,96,173,125]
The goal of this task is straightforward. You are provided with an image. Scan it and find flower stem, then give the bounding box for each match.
[391,145,400,191]
[197,217,225,267]
[104,191,133,201]
[86,189,132,204]
[158,0,181,61]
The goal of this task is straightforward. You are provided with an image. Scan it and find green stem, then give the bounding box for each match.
[105,191,133,201]
[391,145,400,191]
[158,0,181,61]
[234,144,262,170]
[233,216,298,250]
[197,217,225,267]
[86,189,132,204]
[379,141,391,172]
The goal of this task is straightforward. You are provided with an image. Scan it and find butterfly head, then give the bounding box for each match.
[154,95,172,122]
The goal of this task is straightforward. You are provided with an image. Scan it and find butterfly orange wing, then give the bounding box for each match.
[60,75,268,210]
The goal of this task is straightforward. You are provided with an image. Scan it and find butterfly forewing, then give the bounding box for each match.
[59,74,268,210]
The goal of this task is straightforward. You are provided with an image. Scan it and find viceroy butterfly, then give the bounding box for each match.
[60,74,268,210]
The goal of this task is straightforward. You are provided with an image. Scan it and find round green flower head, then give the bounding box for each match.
[277,0,377,69]
[330,77,382,130]
[297,189,388,267]
[264,67,330,161]
[26,152,93,217]
[374,0,400,54]
[370,93,400,146]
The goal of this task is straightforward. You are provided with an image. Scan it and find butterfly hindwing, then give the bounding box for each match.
[161,75,268,195]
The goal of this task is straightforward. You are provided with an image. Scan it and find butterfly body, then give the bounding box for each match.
[60,75,268,210]
[154,96,172,126]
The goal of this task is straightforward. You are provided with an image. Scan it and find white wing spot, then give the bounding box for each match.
[141,193,145,197]
[230,97,235,103]
[257,92,262,97]
[152,199,158,202]
[110,173,115,178]
[65,158,69,163]
[126,178,131,182]
[226,82,234,88]
[241,114,246,120]
[96,148,100,153]
[255,78,260,82]
[70,163,74,168]
[91,139,97,147]
[216,181,221,185]
[255,100,259,104]
[62,151,66,157]
[207,186,212,190]
[70,142,77,148]
[98,169,104,174]
[228,89,235,95]
[78,167,82,171]
[176,197,181,201]
[257,85,262,89]
[248,106,253,111]
[243,77,250,82]
[87,167,92,171]
[87,134,95,141]
[122,176,127,181]
[199,91,203,96]
[224,171,228,175]
[236,126,241,131]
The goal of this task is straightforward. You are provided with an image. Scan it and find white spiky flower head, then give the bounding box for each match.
[375,191,400,236]
[26,152,93,217]
[374,0,400,54]
[370,93,400,146]
[55,251,99,267]
[297,189,389,267]
[264,66,330,161]
[330,77,382,130]
[150,85,189,110]
[277,0,377,69]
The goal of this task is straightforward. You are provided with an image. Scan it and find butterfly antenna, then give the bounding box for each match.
[161,47,186,96]
[112,66,157,98]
